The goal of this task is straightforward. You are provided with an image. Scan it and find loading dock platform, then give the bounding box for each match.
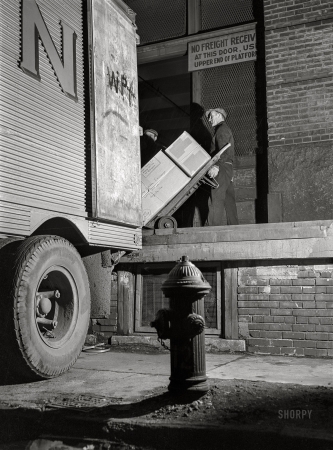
[117,220,333,358]
[122,220,333,263]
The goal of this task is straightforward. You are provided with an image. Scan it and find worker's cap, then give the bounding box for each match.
[205,108,227,120]
[144,129,158,138]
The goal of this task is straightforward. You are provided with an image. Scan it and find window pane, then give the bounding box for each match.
[141,266,218,330]
[200,0,254,30]
[124,0,187,45]
[200,62,258,156]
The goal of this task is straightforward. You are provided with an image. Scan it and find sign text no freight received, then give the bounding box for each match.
[188,29,256,72]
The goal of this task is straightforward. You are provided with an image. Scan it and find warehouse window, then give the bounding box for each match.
[124,0,187,45]
[135,263,221,335]
[200,0,254,30]
[200,61,258,157]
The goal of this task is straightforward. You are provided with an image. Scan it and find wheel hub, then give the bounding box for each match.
[38,297,52,315]
[36,290,60,334]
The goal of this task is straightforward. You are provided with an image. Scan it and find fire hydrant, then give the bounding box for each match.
[151,255,211,392]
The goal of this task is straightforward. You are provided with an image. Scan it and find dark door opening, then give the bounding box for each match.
[138,56,191,149]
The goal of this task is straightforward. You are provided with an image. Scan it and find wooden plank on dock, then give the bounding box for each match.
[123,221,333,263]
[122,236,333,263]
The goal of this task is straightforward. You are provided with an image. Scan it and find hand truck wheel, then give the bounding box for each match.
[156,216,177,229]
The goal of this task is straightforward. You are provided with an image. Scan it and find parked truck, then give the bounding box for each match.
[0,0,141,380]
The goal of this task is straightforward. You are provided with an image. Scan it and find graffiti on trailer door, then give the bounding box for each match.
[106,67,136,107]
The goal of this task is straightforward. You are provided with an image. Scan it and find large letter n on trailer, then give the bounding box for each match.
[20,0,77,100]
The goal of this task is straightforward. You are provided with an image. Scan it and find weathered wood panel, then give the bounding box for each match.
[92,0,141,226]
[144,222,333,244]
[122,221,333,263]
[117,270,134,335]
[224,268,238,339]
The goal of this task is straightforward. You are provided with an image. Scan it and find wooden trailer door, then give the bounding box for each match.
[90,0,141,227]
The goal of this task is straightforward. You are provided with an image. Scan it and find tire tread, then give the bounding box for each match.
[0,235,90,381]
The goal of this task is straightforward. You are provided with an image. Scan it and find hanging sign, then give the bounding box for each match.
[188,28,256,72]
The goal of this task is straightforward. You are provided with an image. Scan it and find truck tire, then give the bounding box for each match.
[0,235,90,381]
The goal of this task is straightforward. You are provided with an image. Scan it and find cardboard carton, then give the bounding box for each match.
[141,151,175,192]
[141,133,212,225]
[165,131,211,177]
[142,160,190,225]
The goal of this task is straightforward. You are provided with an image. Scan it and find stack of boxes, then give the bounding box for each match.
[141,131,211,225]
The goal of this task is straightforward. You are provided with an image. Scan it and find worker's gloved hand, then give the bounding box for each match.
[207,165,219,178]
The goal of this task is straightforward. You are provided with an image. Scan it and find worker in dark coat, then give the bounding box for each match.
[205,108,238,226]
[140,128,161,166]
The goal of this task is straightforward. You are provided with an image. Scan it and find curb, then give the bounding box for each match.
[1,406,332,450]
[105,419,333,450]
[110,335,246,352]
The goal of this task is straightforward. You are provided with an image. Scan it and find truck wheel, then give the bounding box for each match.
[0,235,90,381]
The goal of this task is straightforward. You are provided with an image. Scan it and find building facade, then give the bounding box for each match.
[89,0,333,358]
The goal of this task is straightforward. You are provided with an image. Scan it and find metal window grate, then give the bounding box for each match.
[141,267,218,330]
[200,61,258,156]
[142,273,170,326]
[200,0,254,30]
[203,270,217,328]
[123,0,187,45]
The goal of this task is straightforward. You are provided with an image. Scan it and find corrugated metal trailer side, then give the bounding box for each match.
[0,0,86,214]
[0,0,142,382]
[0,0,142,250]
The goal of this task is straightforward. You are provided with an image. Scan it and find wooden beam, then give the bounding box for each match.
[122,221,333,263]
[150,221,333,240]
[117,270,134,335]
[224,268,238,339]
[123,237,333,262]
[137,23,257,65]
[188,0,201,35]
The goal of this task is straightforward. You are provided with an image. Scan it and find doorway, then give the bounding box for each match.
[138,56,191,149]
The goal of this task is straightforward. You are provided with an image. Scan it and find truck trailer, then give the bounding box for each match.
[0,0,141,380]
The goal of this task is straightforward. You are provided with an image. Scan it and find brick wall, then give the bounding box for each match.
[264,0,333,31]
[238,264,333,357]
[264,0,333,146]
[265,19,333,146]
[264,0,333,221]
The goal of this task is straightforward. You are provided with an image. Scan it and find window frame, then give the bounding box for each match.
[137,23,256,65]
[134,261,222,335]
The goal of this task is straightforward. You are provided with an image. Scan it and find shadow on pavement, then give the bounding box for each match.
[1,379,333,450]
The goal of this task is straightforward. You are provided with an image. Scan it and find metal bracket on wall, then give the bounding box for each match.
[101,250,126,272]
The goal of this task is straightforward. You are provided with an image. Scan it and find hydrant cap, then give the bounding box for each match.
[162,255,211,298]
